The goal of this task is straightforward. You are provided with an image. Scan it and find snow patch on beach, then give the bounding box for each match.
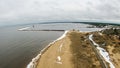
[89,34,115,68]
[56,56,62,64]
[18,27,30,31]
[26,31,68,68]
[59,43,63,52]
[78,28,105,32]
[99,32,103,35]
[27,54,41,68]
[57,31,68,41]
[57,56,61,61]
[89,35,99,47]
[56,43,64,64]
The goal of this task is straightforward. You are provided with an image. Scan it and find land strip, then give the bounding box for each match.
[36,31,102,68]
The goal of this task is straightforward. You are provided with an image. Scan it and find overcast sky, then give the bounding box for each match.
[0,0,120,25]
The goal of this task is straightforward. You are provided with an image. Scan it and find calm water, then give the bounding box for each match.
[0,25,63,68]
[0,23,103,68]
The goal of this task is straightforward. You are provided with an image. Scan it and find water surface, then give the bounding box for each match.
[0,25,63,68]
[0,23,103,68]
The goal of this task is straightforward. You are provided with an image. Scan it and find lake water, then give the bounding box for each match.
[0,23,103,68]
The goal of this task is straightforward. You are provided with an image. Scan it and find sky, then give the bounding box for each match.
[0,0,120,26]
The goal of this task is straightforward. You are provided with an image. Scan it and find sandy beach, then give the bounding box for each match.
[27,28,120,68]
[36,31,73,68]
[35,31,102,68]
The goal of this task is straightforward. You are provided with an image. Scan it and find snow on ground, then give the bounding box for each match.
[59,43,63,52]
[26,31,68,68]
[56,43,64,64]
[57,31,68,41]
[18,27,30,31]
[56,44,63,64]
[89,34,115,68]
[57,56,61,61]
[99,32,103,35]
[89,35,99,47]
[56,56,62,64]
[26,54,41,68]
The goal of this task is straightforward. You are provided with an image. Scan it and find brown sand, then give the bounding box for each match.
[36,31,102,68]
[93,32,120,68]
[36,32,73,68]
[107,46,120,68]
[68,31,101,68]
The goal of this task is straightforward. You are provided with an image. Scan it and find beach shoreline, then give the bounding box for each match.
[26,31,68,68]
[26,29,120,68]
[34,30,103,68]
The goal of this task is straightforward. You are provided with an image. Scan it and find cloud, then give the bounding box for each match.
[0,0,120,25]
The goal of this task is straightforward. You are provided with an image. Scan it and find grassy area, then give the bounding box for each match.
[68,31,101,68]
[67,29,120,68]
[93,29,120,54]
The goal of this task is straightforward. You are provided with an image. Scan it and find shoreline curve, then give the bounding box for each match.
[26,31,68,68]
